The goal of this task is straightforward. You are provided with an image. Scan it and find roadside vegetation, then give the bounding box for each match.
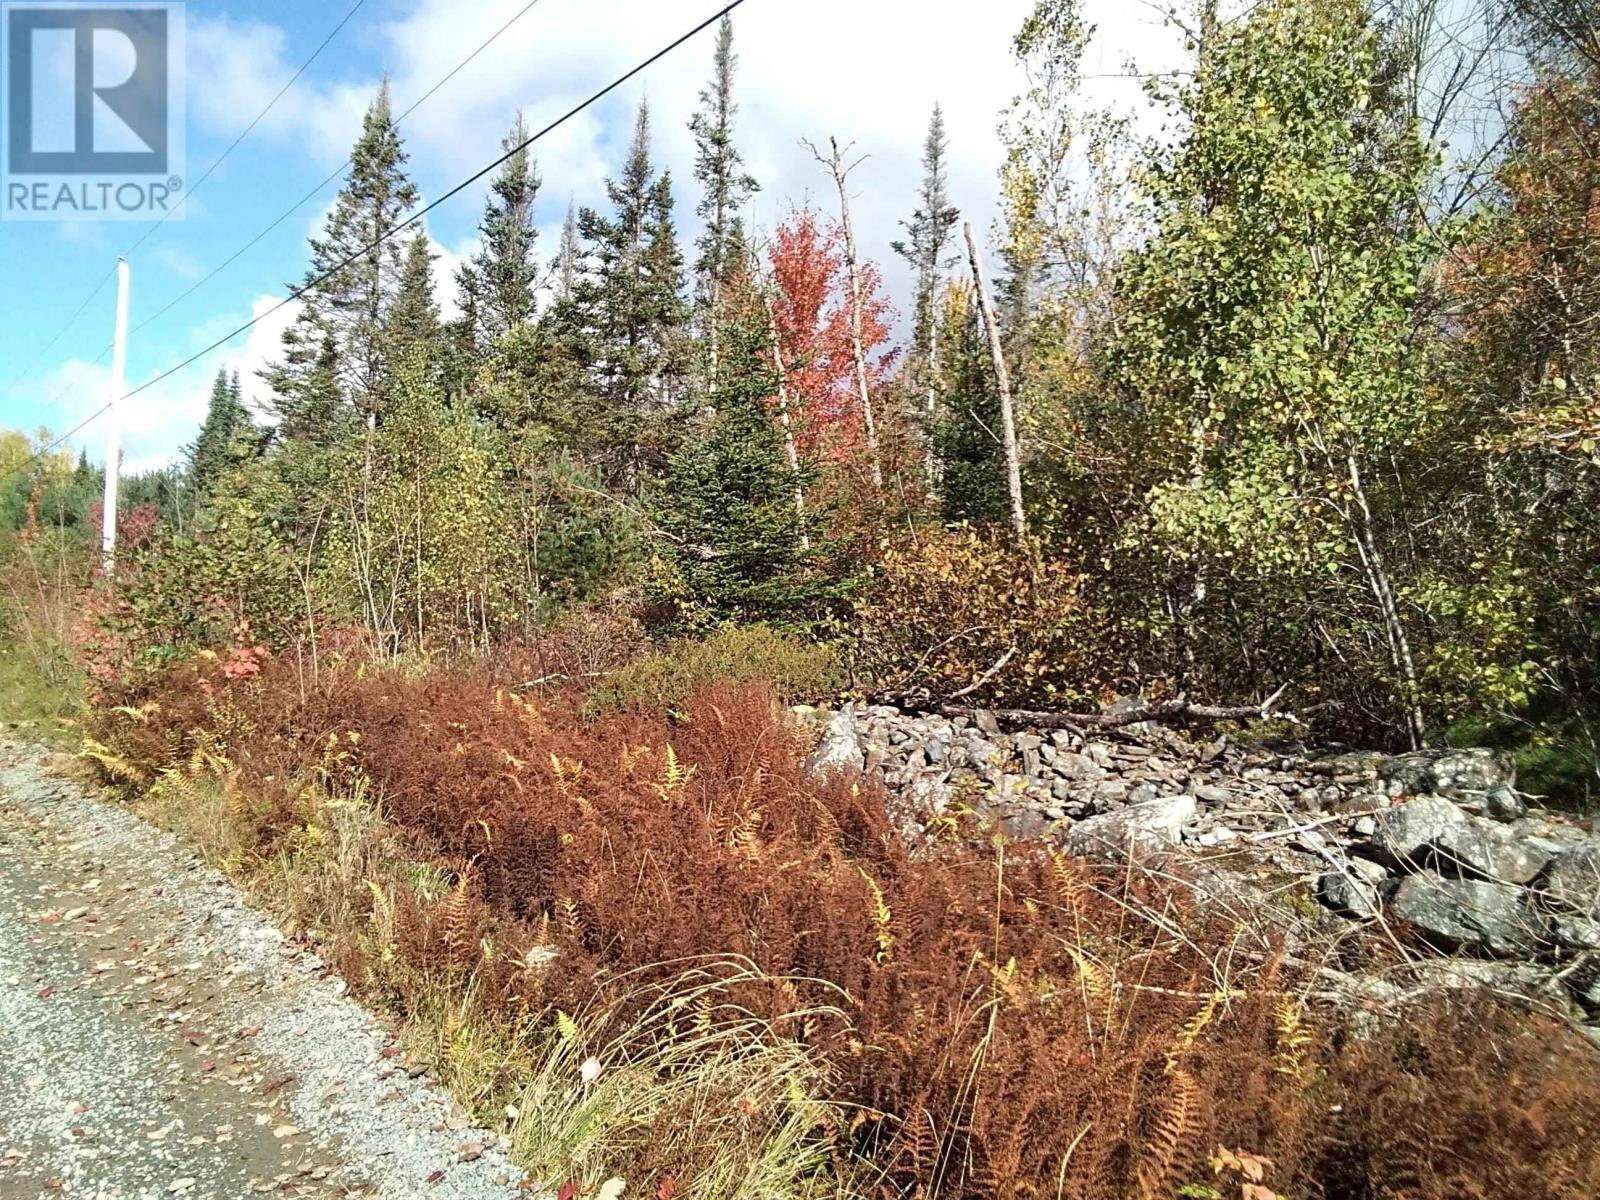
[5,0,1600,1193]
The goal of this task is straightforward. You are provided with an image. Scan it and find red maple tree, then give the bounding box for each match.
[766,207,897,462]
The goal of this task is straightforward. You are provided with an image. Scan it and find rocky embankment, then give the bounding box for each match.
[795,703,1600,1033]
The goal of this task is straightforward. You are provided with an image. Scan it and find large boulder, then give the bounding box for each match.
[1378,747,1513,800]
[804,706,864,780]
[1391,875,1547,958]
[1367,795,1548,883]
[1318,859,1389,919]
[1368,795,1468,866]
[1065,794,1197,858]
[1432,820,1551,885]
[1535,844,1600,917]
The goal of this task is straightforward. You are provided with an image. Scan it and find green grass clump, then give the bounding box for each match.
[0,635,83,746]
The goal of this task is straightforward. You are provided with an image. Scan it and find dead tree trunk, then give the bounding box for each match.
[963,221,1027,541]
[808,136,884,491]
[1346,449,1426,748]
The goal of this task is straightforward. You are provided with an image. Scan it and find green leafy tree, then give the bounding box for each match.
[1110,0,1437,740]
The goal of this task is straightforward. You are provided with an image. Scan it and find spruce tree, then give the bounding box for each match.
[656,286,830,628]
[689,16,758,384]
[268,78,420,433]
[934,284,1008,526]
[554,200,581,303]
[188,369,250,500]
[457,112,541,349]
[277,332,347,448]
[893,104,960,476]
[388,232,442,362]
[571,101,688,481]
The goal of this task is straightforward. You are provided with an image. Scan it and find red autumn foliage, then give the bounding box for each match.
[94,658,1600,1199]
[86,500,160,556]
[767,207,898,463]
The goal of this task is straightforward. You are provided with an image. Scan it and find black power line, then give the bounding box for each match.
[127,0,553,342]
[1,0,368,394]
[3,0,752,487]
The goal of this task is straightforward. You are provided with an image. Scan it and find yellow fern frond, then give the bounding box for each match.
[1274,996,1315,1083]
[1062,944,1112,1013]
[1167,989,1237,1073]
[110,702,160,723]
[860,867,894,964]
[555,1009,579,1043]
[78,738,150,785]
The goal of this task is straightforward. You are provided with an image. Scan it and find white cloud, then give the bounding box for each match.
[22,294,298,471]
[185,0,1189,317]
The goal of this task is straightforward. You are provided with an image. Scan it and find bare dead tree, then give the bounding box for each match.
[804,136,884,491]
[963,220,1028,541]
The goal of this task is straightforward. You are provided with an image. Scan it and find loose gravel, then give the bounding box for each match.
[0,741,527,1200]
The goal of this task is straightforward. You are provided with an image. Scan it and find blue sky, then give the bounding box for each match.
[0,0,1181,472]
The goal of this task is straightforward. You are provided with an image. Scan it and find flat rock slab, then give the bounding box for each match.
[1065,794,1197,858]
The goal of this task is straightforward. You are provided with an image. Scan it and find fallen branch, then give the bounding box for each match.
[947,646,1017,700]
[932,684,1322,732]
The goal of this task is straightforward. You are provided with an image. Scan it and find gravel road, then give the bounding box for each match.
[0,741,527,1200]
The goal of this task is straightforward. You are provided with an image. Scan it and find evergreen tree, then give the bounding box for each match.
[893,104,959,359]
[893,104,961,483]
[388,232,442,362]
[188,369,251,501]
[571,101,689,481]
[689,16,758,382]
[457,112,541,349]
[277,332,348,449]
[933,283,1008,526]
[554,199,581,303]
[656,285,832,628]
[268,79,420,433]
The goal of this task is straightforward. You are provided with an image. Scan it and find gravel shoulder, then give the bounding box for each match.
[0,741,527,1200]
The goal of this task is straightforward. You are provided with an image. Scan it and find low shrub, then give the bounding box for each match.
[854,525,1109,708]
[584,623,842,715]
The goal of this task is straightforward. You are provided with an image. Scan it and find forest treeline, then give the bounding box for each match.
[4,0,1599,780]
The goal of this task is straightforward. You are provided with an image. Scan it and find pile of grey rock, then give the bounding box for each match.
[1319,755,1600,1015]
[795,703,1600,1023]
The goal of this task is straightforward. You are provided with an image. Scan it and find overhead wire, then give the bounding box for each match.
[2,0,368,392]
[2,0,751,486]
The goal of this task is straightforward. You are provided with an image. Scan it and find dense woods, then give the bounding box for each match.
[7,0,1598,792]
[4,0,1597,788]
[5,0,1600,1195]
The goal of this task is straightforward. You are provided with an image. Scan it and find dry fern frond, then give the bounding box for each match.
[1137,1066,1201,1200]
[78,738,151,785]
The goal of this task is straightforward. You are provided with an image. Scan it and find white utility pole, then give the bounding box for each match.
[101,257,130,575]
